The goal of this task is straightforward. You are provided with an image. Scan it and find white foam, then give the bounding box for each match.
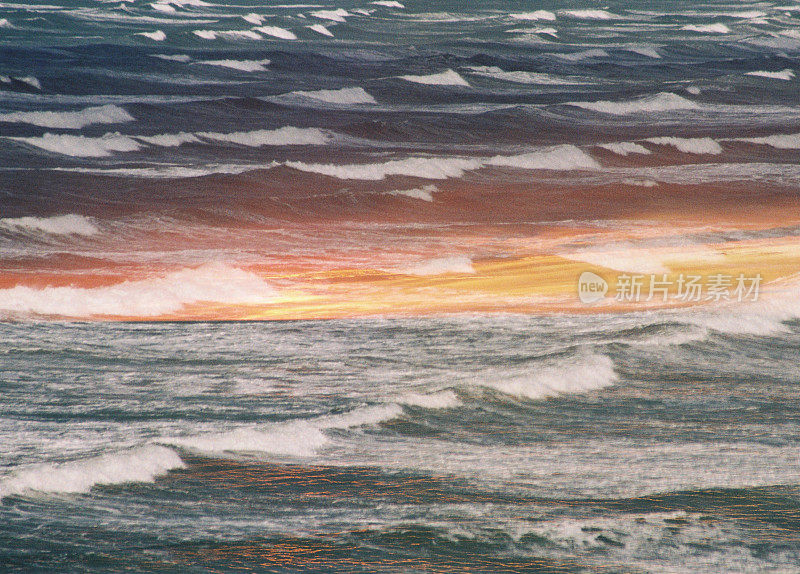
[745,69,795,81]
[737,133,800,149]
[465,66,576,85]
[510,10,556,21]
[622,178,659,187]
[686,86,701,95]
[290,86,376,104]
[372,1,404,7]
[197,59,271,72]
[17,76,41,90]
[398,390,461,409]
[193,30,217,39]
[198,126,331,146]
[0,446,183,498]
[626,46,661,58]
[0,263,279,318]
[0,18,14,28]
[389,184,437,201]
[137,30,166,41]
[484,353,617,400]
[682,23,730,33]
[306,24,333,36]
[0,214,99,236]
[310,9,350,22]
[12,132,142,157]
[560,9,618,19]
[151,2,176,13]
[0,104,133,129]
[404,256,475,275]
[647,136,723,154]
[152,53,192,62]
[286,145,599,181]
[241,12,263,25]
[219,30,263,40]
[560,243,671,274]
[554,48,609,61]
[61,163,278,179]
[168,404,402,457]
[137,132,200,147]
[507,26,558,37]
[598,142,652,156]
[399,69,471,87]
[253,25,297,40]
[567,92,697,115]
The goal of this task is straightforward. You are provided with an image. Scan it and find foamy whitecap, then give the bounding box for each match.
[598,142,653,156]
[193,30,217,39]
[553,48,610,61]
[0,445,184,499]
[310,9,350,22]
[682,23,730,33]
[737,133,800,149]
[646,136,723,154]
[745,69,795,81]
[389,184,437,201]
[198,126,332,146]
[137,30,166,41]
[510,10,556,21]
[286,145,599,181]
[397,390,461,409]
[372,1,404,7]
[399,69,471,87]
[0,263,278,318]
[253,26,297,40]
[137,132,200,147]
[403,256,475,276]
[465,66,577,85]
[151,53,192,62]
[306,24,334,37]
[484,353,617,400]
[0,214,99,236]
[0,18,14,28]
[560,9,619,19]
[168,404,402,456]
[626,46,661,58]
[567,92,698,115]
[12,132,142,157]
[196,59,271,72]
[289,86,377,105]
[0,104,133,129]
[507,26,558,37]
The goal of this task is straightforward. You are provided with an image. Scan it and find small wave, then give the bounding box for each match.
[598,142,652,156]
[507,26,558,37]
[560,9,619,19]
[389,184,437,201]
[137,30,166,41]
[736,133,800,149]
[289,86,376,104]
[567,92,697,115]
[0,214,99,236]
[0,75,41,90]
[745,69,795,81]
[682,23,730,33]
[372,1,404,7]
[0,263,278,318]
[465,66,577,85]
[286,145,599,181]
[59,163,279,179]
[306,24,333,37]
[559,243,671,274]
[197,126,331,146]
[193,30,217,39]
[11,132,142,157]
[553,48,609,61]
[137,132,200,147]
[310,9,350,22]
[510,10,556,21]
[646,136,723,154]
[484,353,617,400]
[242,13,263,25]
[403,256,475,276]
[0,18,14,29]
[151,53,192,62]
[0,445,183,499]
[0,104,133,129]
[625,46,661,58]
[197,59,270,72]
[167,404,402,457]
[397,390,460,409]
[253,25,297,40]
[399,69,470,87]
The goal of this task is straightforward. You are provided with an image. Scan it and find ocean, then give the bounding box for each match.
[1,0,800,572]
